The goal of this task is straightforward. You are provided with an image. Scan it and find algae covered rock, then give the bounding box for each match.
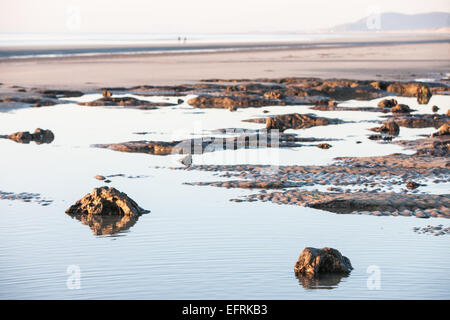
[294,247,353,277]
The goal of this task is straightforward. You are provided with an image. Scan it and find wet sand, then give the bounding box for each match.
[0,36,449,90]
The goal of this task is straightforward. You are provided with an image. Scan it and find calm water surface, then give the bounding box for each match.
[0,94,449,299]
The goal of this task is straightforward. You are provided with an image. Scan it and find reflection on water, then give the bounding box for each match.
[295,272,347,290]
[66,212,140,236]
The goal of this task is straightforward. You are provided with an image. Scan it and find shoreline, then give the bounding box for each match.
[0,36,449,91]
[1,35,449,60]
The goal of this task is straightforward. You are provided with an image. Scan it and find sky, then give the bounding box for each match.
[0,0,449,33]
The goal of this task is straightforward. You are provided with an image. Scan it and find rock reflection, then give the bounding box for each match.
[66,212,139,236]
[295,272,347,290]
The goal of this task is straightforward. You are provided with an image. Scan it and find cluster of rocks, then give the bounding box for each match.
[179,133,449,218]
[377,99,411,113]
[0,128,54,144]
[94,130,338,156]
[0,190,53,206]
[92,78,439,110]
[413,224,449,236]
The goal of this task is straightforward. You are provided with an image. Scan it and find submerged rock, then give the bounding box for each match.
[294,247,353,277]
[65,187,149,216]
[1,128,54,144]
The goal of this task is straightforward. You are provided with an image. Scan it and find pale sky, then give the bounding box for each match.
[0,0,449,33]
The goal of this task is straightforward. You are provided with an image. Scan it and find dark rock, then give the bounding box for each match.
[431,123,450,137]
[294,247,353,277]
[247,113,342,132]
[390,114,448,129]
[377,98,397,108]
[371,121,400,135]
[3,128,54,144]
[432,105,439,113]
[77,97,175,109]
[391,104,411,113]
[387,82,421,97]
[38,89,83,98]
[187,95,286,109]
[65,187,149,216]
[317,143,332,149]
[368,134,393,141]
[417,84,432,104]
[406,181,420,190]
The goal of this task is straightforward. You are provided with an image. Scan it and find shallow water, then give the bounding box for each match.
[0,94,449,299]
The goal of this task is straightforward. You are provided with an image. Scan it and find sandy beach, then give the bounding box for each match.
[0,36,449,89]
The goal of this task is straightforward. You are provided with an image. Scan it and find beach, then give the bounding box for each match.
[0,35,449,89]
[0,34,450,299]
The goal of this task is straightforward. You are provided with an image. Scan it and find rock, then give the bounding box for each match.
[265,117,285,131]
[187,95,287,109]
[432,105,439,113]
[95,175,106,181]
[263,90,283,100]
[65,187,149,216]
[431,123,450,137]
[387,82,421,97]
[406,181,420,190]
[392,114,447,129]
[391,104,411,113]
[78,97,175,108]
[228,105,237,112]
[417,84,432,104]
[4,128,54,144]
[250,113,342,132]
[371,121,400,135]
[377,98,397,108]
[177,99,184,104]
[102,90,112,98]
[38,89,83,98]
[317,143,332,149]
[294,247,353,277]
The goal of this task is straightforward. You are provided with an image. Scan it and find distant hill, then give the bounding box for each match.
[331,12,450,32]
